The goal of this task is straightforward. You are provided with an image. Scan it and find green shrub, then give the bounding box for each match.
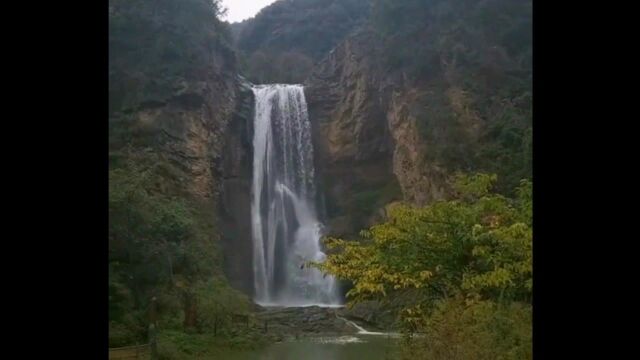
[109,321,145,348]
[399,297,531,360]
[319,174,532,358]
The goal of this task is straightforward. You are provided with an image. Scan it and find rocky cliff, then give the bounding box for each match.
[109,0,239,202]
[305,30,399,237]
[217,78,255,295]
[108,0,255,343]
[305,29,450,238]
[305,0,532,237]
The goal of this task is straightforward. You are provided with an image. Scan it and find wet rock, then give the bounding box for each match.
[254,306,359,338]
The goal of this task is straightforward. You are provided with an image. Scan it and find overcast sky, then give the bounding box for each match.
[221,0,278,23]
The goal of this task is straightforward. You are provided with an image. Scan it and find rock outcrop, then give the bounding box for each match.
[386,89,449,205]
[304,0,532,237]
[109,0,256,306]
[109,0,239,203]
[218,77,255,295]
[305,30,450,237]
[255,306,359,338]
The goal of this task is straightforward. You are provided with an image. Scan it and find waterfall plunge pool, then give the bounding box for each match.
[218,333,399,360]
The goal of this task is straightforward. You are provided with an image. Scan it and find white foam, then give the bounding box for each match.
[335,314,401,337]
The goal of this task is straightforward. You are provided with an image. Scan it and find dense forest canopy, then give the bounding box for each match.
[236,0,370,58]
[232,0,371,83]
[109,0,234,115]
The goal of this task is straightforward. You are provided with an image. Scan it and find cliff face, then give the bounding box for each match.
[108,0,256,342]
[386,89,450,206]
[305,0,531,237]
[109,0,239,203]
[217,78,255,295]
[305,30,399,237]
[305,30,451,237]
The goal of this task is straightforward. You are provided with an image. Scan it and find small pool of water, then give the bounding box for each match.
[220,334,399,360]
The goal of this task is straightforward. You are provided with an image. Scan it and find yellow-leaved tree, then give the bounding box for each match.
[313,173,532,359]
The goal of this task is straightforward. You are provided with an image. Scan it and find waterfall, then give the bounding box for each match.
[251,84,341,306]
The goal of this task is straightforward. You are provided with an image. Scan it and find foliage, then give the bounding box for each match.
[109,0,235,114]
[347,180,403,232]
[194,278,251,333]
[316,173,532,358]
[243,50,314,84]
[109,320,146,348]
[398,297,532,360]
[371,0,532,193]
[236,0,369,58]
[317,173,531,304]
[157,328,269,359]
[233,0,371,83]
[108,151,254,346]
[109,155,194,290]
[371,0,531,79]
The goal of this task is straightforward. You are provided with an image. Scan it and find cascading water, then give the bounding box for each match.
[251,84,341,306]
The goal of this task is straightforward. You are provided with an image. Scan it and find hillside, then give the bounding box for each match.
[109,0,256,348]
[303,0,532,237]
[232,0,371,83]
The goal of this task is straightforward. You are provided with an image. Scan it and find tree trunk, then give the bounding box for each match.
[149,297,158,326]
[183,292,198,331]
[149,324,158,360]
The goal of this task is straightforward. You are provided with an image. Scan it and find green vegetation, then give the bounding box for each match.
[233,0,371,83]
[241,49,315,84]
[109,0,532,357]
[108,151,270,357]
[372,0,532,194]
[109,1,265,355]
[399,297,531,360]
[316,174,532,359]
[349,180,403,232]
[371,0,531,81]
[109,0,234,114]
[157,329,269,359]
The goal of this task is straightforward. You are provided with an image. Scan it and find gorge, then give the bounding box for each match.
[108,0,532,358]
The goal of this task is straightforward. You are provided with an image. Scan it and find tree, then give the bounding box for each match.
[315,173,532,358]
[315,173,532,306]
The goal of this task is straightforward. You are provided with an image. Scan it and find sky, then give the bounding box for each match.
[221,0,278,23]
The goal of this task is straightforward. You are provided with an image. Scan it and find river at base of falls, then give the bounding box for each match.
[219,305,400,360]
[219,334,397,360]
